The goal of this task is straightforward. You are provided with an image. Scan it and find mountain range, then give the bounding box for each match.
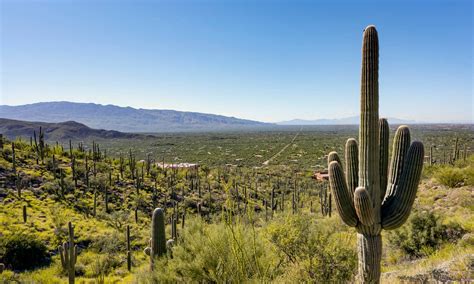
[277,117,417,125]
[0,102,268,133]
[2,102,462,134]
[0,118,144,141]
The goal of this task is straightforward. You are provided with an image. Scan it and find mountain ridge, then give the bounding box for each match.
[0,101,269,133]
[277,116,417,125]
[0,118,146,141]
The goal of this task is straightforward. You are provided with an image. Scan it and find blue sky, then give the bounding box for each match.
[1,0,472,123]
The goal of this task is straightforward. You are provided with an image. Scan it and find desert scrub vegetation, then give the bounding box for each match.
[136,214,356,283]
[0,231,50,271]
[431,157,474,188]
[388,211,466,258]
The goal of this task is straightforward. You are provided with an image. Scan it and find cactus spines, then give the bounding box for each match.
[327,26,424,283]
[59,222,77,284]
[145,208,167,270]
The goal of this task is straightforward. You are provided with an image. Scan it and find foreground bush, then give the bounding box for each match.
[267,215,356,282]
[0,232,50,271]
[137,214,357,283]
[434,166,466,188]
[137,215,277,282]
[388,211,466,258]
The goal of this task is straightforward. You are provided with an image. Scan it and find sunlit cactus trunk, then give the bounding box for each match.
[328,26,424,283]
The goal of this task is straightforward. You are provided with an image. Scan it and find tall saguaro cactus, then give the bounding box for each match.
[328,25,424,283]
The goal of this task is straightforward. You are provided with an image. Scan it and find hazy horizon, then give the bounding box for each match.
[1,100,472,124]
[1,1,472,123]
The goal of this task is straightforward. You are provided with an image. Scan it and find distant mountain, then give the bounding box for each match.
[277,116,416,125]
[0,102,269,132]
[0,118,144,141]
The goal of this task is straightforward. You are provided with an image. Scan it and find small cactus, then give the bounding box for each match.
[12,142,16,173]
[126,225,131,271]
[144,208,167,270]
[59,222,77,284]
[22,205,27,223]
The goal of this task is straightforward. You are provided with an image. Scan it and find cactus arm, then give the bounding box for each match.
[381,141,424,230]
[379,118,389,200]
[328,161,358,227]
[328,151,343,169]
[354,187,374,226]
[74,245,78,264]
[59,246,65,268]
[385,126,411,199]
[345,139,359,195]
[64,243,69,267]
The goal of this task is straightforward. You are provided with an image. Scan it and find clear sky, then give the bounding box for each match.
[1,0,472,123]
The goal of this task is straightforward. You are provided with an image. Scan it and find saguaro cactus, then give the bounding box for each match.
[59,222,77,284]
[126,225,132,271]
[22,205,27,223]
[144,208,166,270]
[328,25,424,283]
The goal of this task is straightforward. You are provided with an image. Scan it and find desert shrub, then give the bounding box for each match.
[0,232,49,271]
[266,215,356,282]
[90,231,125,254]
[89,254,122,280]
[137,216,277,283]
[435,167,465,187]
[463,166,474,186]
[388,211,466,258]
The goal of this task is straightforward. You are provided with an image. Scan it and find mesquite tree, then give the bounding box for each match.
[327,25,424,283]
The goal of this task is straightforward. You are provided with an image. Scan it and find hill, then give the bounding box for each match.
[0,102,269,132]
[0,118,144,141]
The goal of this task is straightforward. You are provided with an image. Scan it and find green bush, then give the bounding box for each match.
[463,166,474,186]
[267,215,356,282]
[435,167,465,187]
[137,216,277,283]
[388,211,466,258]
[0,232,50,271]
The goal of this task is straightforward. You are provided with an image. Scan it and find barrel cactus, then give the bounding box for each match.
[144,208,166,270]
[328,25,424,283]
